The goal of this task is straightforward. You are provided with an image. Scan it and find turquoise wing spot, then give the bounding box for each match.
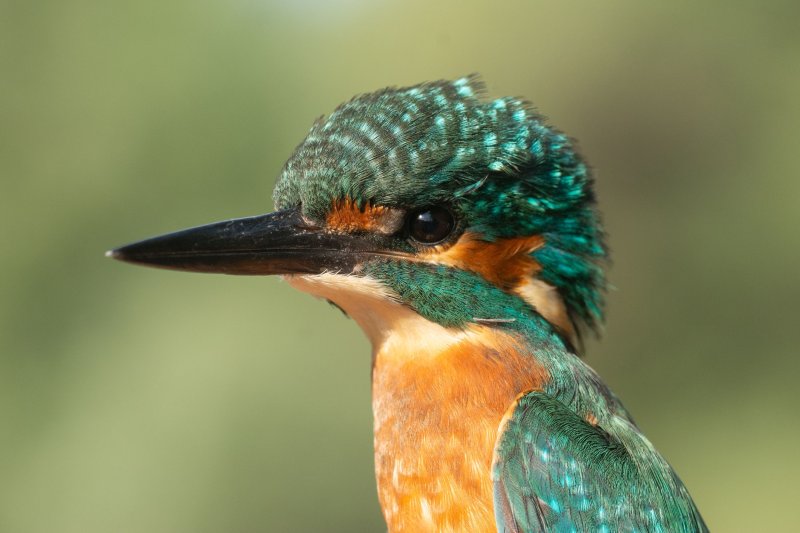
[492,392,708,533]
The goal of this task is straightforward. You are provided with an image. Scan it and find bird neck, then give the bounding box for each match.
[371,321,549,532]
[285,271,561,531]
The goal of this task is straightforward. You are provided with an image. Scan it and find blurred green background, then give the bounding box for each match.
[2,1,799,531]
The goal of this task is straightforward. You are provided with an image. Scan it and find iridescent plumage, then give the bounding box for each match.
[273,75,605,339]
[274,76,706,532]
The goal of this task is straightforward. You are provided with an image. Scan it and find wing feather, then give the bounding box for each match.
[493,391,708,532]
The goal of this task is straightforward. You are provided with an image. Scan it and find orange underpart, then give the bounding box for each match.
[372,327,550,532]
[326,197,393,232]
[423,232,545,291]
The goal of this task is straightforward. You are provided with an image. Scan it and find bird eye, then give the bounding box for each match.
[407,206,455,245]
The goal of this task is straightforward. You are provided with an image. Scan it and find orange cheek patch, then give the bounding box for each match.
[326,197,402,234]
[422,232,544,291]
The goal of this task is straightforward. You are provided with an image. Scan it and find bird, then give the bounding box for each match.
[109,75,708,532]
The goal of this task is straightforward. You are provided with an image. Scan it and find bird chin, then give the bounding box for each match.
[283,272,403,348]
[282,272,475,358]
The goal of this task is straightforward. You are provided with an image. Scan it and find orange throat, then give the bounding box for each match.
[372,328,548,532]
[284,273,549,532]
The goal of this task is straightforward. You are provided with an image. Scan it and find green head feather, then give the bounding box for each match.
[273,75,607,336]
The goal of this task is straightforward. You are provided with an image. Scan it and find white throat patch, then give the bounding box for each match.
[284,273,484,358]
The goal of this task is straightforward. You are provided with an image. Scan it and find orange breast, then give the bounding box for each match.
[371,327,548,532]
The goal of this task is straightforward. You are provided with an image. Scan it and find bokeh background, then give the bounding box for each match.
[2,1,799,531]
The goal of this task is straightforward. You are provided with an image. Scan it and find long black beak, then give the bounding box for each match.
[107,208,383,275]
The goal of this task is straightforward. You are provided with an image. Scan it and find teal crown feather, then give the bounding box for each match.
[273,75,607,335]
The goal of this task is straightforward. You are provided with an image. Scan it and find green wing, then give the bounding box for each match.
[492,391,708,532]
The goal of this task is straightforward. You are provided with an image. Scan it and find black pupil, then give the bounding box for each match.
[409,207,454,244]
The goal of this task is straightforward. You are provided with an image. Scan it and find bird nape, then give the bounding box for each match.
[109,75,707,533]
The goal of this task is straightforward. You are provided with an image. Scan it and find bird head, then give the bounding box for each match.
[110,76,606,351]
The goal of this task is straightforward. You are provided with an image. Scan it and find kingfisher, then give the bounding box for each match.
[109,76,707,532]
